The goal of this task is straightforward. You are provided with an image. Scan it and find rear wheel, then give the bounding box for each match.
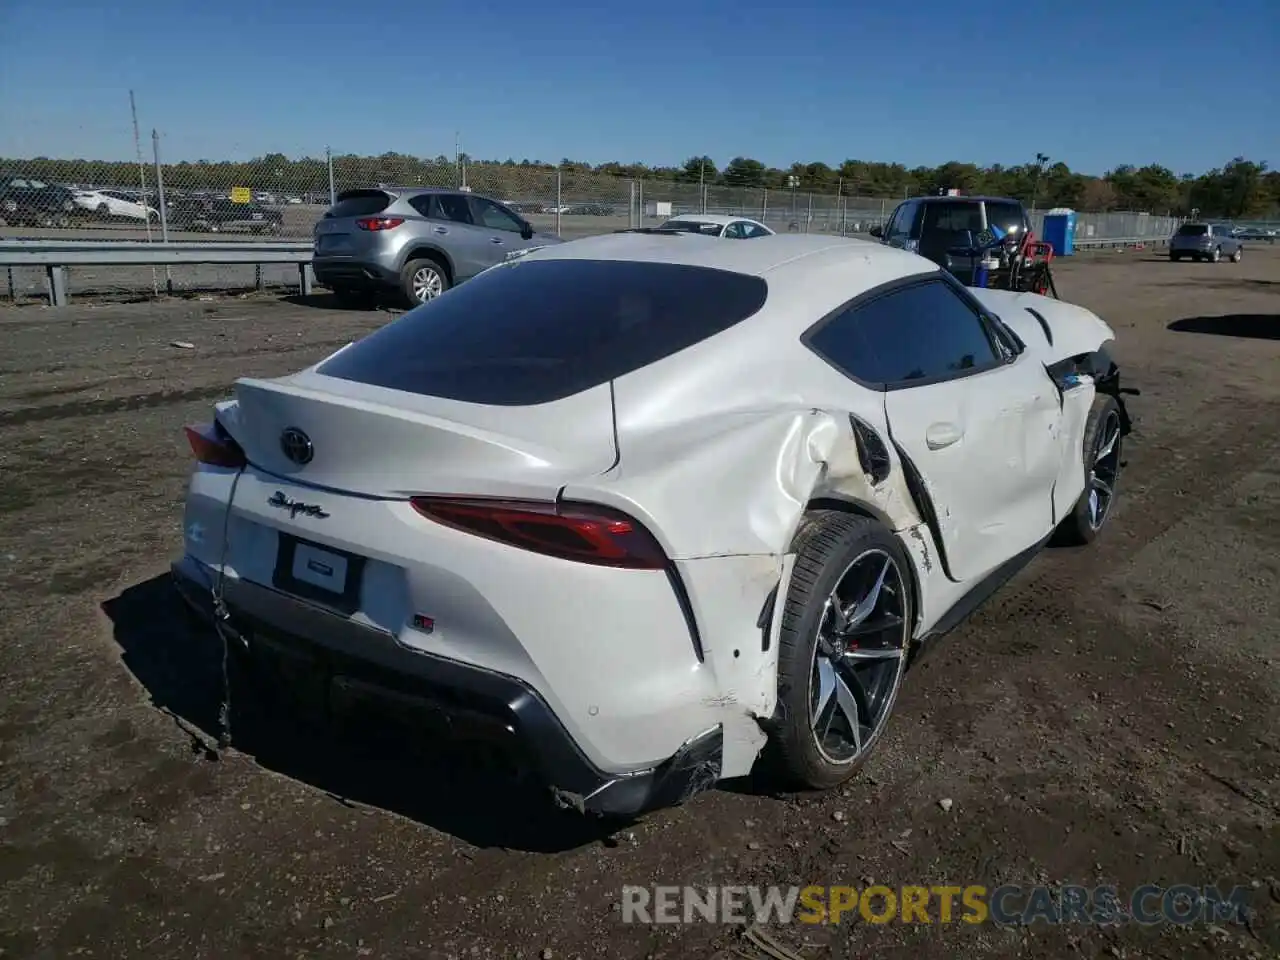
[1055,394,1123,546]
[1210,246,1222,263]
[771,512,913,790]
[399,257,450,307]
[1231,247,1242,263]
[1169,252,1181,262]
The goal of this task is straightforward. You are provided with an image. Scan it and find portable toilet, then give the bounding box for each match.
[1041,208,1077,256]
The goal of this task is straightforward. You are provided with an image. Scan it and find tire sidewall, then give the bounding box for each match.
[1066,393,1123,544]
[773,514,914,788]
[400,258,450,307]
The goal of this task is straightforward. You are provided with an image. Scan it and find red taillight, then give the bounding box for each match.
[184,422,246,469]
[409,497,667,570]
[355,217,404,231]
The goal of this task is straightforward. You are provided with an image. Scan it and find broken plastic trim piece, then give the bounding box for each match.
[848,414,892,485]
[550,723,723,817]
[757,582,778,651]
[891,440,958,583]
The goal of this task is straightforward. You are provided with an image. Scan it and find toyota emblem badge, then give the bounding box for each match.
[280,427,314,465]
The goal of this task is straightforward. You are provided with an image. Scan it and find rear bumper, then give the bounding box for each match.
[170,555,723,817]
[311,257,399,290]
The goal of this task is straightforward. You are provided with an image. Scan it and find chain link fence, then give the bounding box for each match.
[0,139,1228,300]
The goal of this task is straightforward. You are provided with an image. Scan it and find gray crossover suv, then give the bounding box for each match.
[312,187,562,307]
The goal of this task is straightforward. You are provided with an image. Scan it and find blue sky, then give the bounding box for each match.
[2,0,1275,176]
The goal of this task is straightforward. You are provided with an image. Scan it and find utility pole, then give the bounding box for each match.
[1030,152,1050,212]
[129,90,158,297]
[455,132,468,190]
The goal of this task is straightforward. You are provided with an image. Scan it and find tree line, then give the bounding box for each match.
[4,151,1275,218]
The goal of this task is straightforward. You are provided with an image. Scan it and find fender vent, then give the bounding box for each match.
[849,415,892,485]
[1025,307,1053,346]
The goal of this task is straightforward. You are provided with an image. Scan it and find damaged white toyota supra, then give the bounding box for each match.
[172,232,1135,816]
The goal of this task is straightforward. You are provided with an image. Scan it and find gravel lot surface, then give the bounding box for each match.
[1,247,1278,959]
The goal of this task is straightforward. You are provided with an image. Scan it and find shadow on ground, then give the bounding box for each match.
[1167,314,1280,340]
[279,292,402,313]
[101,574,624,853]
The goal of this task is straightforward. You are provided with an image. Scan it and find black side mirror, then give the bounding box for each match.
[520,222,534,240]
[868,225,883,239]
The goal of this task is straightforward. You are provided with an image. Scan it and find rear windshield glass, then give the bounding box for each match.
[922,202,983,233]
[984,202,1026,232]
[1177,224,1208,236]
[659,219,723,235]
[327,190,392,218]
[317,259,769,405]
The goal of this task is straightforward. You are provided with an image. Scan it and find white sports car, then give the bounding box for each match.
[172,232,1134,816]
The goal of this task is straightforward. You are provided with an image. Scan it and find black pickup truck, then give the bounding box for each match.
[166,196,285,234]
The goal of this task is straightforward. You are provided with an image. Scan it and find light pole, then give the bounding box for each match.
[787,174,799,230]
[1030,152,1049,211]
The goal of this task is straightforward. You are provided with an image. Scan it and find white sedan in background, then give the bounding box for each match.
[656,214,775,238]
[73,189,159,222]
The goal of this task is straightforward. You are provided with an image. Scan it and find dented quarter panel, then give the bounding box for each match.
[669,554,781,777]
[563,406,922,562]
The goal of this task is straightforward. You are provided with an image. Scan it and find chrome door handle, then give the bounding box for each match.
[433,226,448,234]
[925,422,964,450]
[490,237,504,244]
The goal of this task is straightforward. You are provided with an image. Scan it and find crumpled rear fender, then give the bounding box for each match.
[563,407,924,562]
[559,407,930,778]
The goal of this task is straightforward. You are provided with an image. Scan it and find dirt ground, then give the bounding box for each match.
[1,247,1277,960]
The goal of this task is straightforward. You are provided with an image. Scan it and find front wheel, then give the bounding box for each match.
[1169,253,1181,262]
[771,512,913,790]
[1231,247,1242,263]
[1210,246,1222,263]
[1055,394,1123,546]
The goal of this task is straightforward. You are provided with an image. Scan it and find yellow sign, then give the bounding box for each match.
[230,187,251,203]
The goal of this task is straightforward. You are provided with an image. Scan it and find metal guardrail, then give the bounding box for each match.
[0,239,315,306]
[0,232,1190,308]
[1071,236,1171,249]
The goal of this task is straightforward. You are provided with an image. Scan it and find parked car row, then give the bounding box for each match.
[505,200,617,216]
[311,190,789,307]
[0,175,287,233]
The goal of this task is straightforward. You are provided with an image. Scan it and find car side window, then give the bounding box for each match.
[806,279,1000,386]
[887,202,917,241]
[882,204,904,239]
[414,194,473,224]
[471,197,524,233]
[744,223,771,238]
[723,222,746,239]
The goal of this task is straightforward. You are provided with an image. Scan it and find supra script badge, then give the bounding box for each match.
[267,491,330,519]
